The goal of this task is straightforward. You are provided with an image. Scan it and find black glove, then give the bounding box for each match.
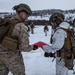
[33,45,38,50]
[44,52,55,57]
[44,52,50,57]
[49,52,55,57]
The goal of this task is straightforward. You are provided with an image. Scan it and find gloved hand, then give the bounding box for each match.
[44,52,50,57]
[44,52,55,57]
[49,52,55,57]
[33,45,38,50]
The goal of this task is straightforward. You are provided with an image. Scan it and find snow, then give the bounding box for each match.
[8,25,74,75]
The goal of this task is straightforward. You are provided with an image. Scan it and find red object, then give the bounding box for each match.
[33,41,48,47]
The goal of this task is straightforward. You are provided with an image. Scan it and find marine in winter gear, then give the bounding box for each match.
[42,12,74,75]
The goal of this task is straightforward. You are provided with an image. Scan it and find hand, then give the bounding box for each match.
[44,52,55,57]
[44,52,50,57]
[33,45,38,50]
[49,52,55,57]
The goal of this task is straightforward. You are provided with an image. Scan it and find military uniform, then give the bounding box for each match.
[0,3,38,75]
[27,25,30,37]
[44,24,49,36]
[0,18,34,75]
[30,22,34,34]
[42,22,72,75]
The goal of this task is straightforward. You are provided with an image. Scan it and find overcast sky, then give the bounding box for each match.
[0,0,75,12]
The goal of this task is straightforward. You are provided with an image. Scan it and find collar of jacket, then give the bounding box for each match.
[59,22,70,29]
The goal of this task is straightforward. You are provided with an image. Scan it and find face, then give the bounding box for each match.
[19,11,29,21]
[51,22,58,29]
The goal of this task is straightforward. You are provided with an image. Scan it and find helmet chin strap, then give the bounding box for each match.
[19,15,25,22]
[51,22,58,29]
[18,13,25,22]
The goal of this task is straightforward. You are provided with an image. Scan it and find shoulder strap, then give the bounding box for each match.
[58,28,71,37]
[7,18,23,38]
[58,28,72,49]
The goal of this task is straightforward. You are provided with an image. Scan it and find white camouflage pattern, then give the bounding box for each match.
[42,22,70,75]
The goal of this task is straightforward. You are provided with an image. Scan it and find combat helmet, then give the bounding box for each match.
[49,12,64,25]
[13,3,32,15]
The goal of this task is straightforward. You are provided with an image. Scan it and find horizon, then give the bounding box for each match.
[0,8,75,13]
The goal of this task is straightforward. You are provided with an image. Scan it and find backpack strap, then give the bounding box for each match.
[7,18,23,38]
[57,28,74,70]
[0,18,11,43]
[0,18,24,50]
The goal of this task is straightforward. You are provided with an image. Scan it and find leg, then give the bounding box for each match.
[61,66,68,75]
[60,59,68,75]
[45,30,47,36]
[31,29,34,34]
[56,57,62,75]
[56,57,68,75]
[46,31,47,36]
[3,52,26,75]
[0,59,9,75]
[9,52,25,75]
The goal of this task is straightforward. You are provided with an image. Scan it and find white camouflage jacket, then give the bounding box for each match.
[42,22,70,53]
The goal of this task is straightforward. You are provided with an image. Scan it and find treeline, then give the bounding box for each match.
[0,9,75,18]
[0,9,75,25]
[32,9,75,16]
[26,20,49,25]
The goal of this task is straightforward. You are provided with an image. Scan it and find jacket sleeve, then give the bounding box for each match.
[42,29,67,53]
[12,23,33,52]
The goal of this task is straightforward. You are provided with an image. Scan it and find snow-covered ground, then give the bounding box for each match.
[8,25,74,75]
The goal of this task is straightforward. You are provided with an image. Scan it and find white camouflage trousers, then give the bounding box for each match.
[44,30,47,36]
[56,57,68,75]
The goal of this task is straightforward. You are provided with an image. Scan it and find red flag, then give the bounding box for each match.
[33,41,48,47]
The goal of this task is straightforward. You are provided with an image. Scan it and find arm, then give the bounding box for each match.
[12,23,33,52]
[42,29,67,53]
